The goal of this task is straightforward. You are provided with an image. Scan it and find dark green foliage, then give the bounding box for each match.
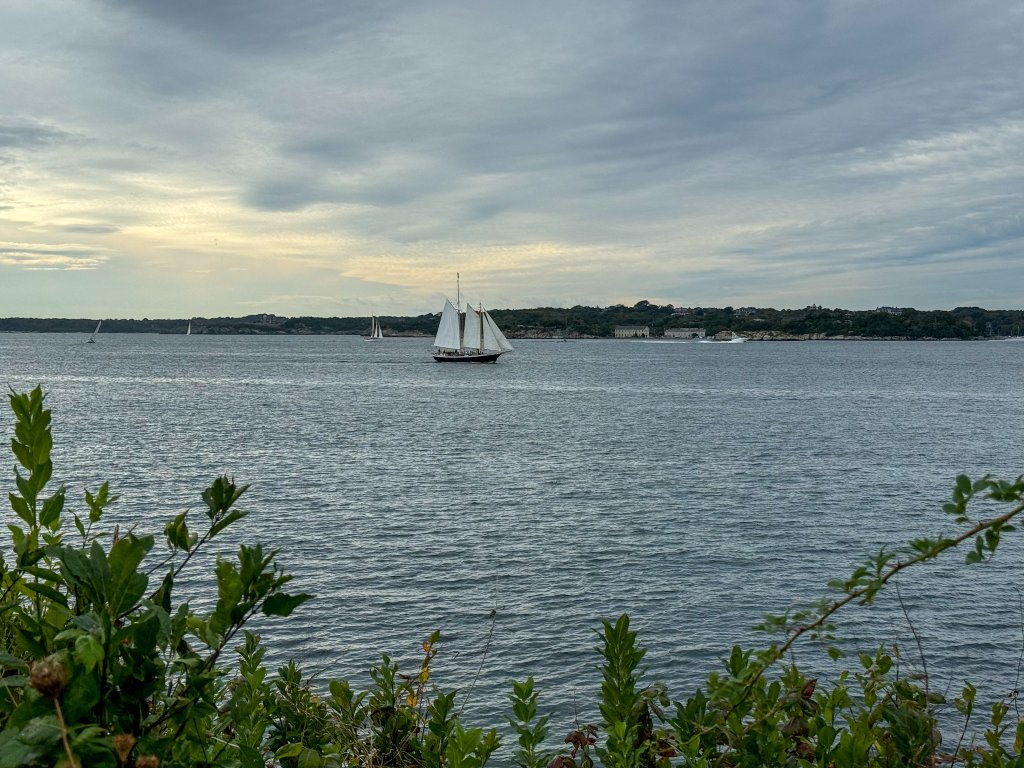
[0,387,312,767]
[594,615,667,768]
[4,303,1024,337]
[3,386,1024,766]
[508,677,554,768]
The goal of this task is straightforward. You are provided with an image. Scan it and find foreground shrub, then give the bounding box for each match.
[1,386,1023,766]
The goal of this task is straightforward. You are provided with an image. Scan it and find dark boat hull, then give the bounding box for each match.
[433,351,503,363]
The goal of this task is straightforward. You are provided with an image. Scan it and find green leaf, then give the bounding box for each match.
[84,481,118,523]
[16,714,62,747]
[8,493,32,525]
[151,571,174,613]
[210,508,249,538]
[17,547,47,569]
[23,581,68,607]
[129,605,168,655]
[74,634,104,672]
[203,475,249,518]
[984,528,999,552]
[109,534,153,615]
[11,442,34,473]
[22,566,62,583]
[0,729,39,767]
[956,474,972,497]
[87,540,112,597]
[211,561,244,635]
[261,592,314,618]
[0,653,28,670]
[274,743,305,759]
[70,614,101,633]
[164,512,191,551]
[61,667,101,723]
[39,488,65,529]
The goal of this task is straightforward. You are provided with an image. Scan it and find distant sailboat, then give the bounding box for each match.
[87,320,101,343]
[365,315,384,341]
[186,321,191,336]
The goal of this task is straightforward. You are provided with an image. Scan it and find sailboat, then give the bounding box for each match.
[87,320,101,343]
[432,299,513,363]
[186,321,191,336]
[365,315,384,341]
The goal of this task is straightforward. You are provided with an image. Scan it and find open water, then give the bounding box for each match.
[1,333,1023,742]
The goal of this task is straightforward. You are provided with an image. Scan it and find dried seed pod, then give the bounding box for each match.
[113,733,137,766]
[28,655,68,698]
[781,715,809,739]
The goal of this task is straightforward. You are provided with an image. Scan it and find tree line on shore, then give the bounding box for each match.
[2,303,1022,339]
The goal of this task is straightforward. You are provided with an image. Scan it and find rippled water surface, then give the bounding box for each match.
[2,333,1022,735]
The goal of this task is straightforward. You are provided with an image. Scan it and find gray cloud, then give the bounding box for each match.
[0,0,1022,315]
[101,0,389,55]
[0,243,110,270]
[0,120,72,149]
[60,224,121,235]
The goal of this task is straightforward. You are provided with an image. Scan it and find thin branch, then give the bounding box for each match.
[894,583,929,701]
[953,701,973,766]
[0,572,25,605]
[1012,587,1024,721]
[713,498,1024,762]
[54,698,78,768]
[458,606,497,718]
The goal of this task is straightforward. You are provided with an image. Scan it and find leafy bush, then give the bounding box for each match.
[2,386,1024,766]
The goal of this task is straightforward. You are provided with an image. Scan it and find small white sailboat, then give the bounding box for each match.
[186,321,191,336]
[432,300,513,363]
[87,320,101,343]
[365,315,384,341]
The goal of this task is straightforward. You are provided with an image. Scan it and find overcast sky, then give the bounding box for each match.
[1,1,1022,318]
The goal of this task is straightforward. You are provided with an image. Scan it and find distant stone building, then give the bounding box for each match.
[876,306,903,315]
[244,313,284,324]
[614,325,650,338]
[663,327,706,339]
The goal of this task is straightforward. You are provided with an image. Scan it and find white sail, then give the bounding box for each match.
[87,320,101,343]
[369,316,383,339]
[462,303,483,351]
[433,299,462,350]
[186,321,191,336]
[482,310,513,352]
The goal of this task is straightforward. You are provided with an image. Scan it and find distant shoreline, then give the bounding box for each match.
[0,329,1015,342]
[2,303,1021,341]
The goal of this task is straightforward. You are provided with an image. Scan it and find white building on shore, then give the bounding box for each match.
[614,325,650,338]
